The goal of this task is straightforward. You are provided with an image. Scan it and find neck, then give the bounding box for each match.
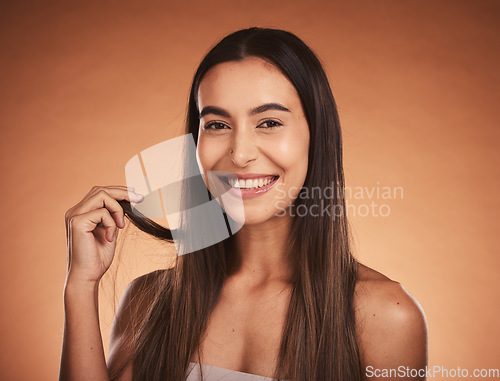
[228,213,295,285]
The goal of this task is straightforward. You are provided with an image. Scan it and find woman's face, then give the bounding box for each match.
[196,56,310,225]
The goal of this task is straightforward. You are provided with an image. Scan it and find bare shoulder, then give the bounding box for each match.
[123,269,168,302]
[107,269,170,380]
[355,263,428,380]
[112,269,168,324]
[355,264,424,317]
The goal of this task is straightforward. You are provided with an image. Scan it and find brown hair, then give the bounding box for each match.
[111,27,361,381]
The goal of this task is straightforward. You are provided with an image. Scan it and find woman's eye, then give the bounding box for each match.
[258,120,282,129]
[205,122,229,130]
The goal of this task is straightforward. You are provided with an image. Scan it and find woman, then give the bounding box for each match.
[60,27,427,381]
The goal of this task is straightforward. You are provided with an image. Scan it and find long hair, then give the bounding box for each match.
[110,27,361,381]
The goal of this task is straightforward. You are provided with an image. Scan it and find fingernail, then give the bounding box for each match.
[132,193,144,202]
[127,186,135,191]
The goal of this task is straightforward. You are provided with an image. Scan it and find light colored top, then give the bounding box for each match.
[186,362,283,381]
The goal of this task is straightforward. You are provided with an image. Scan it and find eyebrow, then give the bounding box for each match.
[199,103,290,118]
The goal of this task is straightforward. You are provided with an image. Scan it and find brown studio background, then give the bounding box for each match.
[0,0,499,380]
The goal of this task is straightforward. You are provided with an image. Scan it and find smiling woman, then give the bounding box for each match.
[60,27,427,381]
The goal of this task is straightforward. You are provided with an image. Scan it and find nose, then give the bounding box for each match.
[230,128,258,167]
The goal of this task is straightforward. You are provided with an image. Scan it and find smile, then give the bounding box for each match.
[217,174,280,198]
[226,175,278,189]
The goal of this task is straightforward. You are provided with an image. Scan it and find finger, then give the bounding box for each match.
[84,185,136,201]
[68,188,144,229]
[69,186,133,219]
[108,185,135,189]
[65,186,138,247]
[71,208,117,242]
[94,188,144,206]
[82,189,141,228]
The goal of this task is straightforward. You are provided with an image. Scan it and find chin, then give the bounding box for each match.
[238,213,268,226]
[237,209,286,226]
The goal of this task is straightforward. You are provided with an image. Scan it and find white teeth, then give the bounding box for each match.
[228,176,277,189]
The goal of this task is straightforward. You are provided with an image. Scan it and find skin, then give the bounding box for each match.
[60,57,427,381]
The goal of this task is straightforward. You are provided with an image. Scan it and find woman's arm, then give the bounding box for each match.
[59,279,110,381]
[59,186,143,381]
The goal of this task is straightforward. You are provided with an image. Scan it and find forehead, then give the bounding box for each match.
[197,57,300,111]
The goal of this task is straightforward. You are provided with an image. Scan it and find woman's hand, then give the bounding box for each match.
[64,185,143,285]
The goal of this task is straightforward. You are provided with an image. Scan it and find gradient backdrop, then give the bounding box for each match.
[1,0,499,380]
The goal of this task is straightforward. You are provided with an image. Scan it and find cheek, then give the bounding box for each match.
[196,150,213,177]
[196,135,218,171]
[273,129,310,179]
